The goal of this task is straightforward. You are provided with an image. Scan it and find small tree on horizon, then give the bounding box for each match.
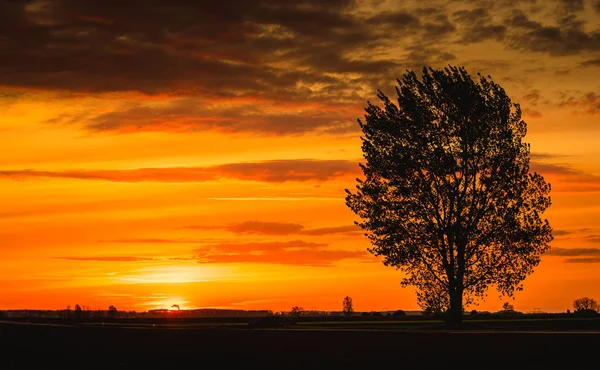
[108,305,118,318]
[502,302,515,312]
[573,297,598,313]
[346,66,553,327]
[289,306,304,317]
[342,296,354,316]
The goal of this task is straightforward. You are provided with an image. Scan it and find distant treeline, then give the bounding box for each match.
[1,308,596,320]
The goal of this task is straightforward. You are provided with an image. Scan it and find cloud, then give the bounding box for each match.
[185,220,361,236]
[0,159,360,183]
[57,255,195,262]
[586,235,600,243]
[557,0,585,14]
[530,160,600,192]
[187,221,305,235]
[60,239,370,266]
[0,0,400,101]
[521,89,542,105]
[504,9,542,29]
[546,247,600,257]
[52,98,361,135]
[1,0,599,139]
[451,8,507,44]
[580,57,600,67]
[523,108,543,118]
[195,249,368,266]
[564,257,600,263]
[510,23,600,56]
[558,92,600,115]
[58,256,156,262]
[194,240,368,266]
[553,230,572,236]
[97,238,235,244]
[553,228,591,236]
[300,225,362,236]
[546,247,600,263]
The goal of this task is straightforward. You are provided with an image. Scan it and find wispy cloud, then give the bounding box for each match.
[546,247,600,263]
[195,240,368,266]
[185,220,361,236]
[0,159,360,183]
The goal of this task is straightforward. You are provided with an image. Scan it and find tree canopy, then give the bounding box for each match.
[342,296,354,316]
[345,66,553,326]
[573,297,598,313]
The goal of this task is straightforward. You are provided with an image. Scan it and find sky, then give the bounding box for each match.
[1,0,600,313]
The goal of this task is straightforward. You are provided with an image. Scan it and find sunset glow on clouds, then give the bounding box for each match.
[1,0,600,312]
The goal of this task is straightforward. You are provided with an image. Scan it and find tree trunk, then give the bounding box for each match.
[446,287,463,328]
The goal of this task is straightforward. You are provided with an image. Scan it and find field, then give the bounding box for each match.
[1,317,599,369]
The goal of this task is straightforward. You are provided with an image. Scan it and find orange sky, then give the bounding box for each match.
[1,0,600,313]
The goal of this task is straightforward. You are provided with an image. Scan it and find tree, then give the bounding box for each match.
[345,66,553,327]
[289,306,304,317]
[502,302,515,312]
[108,305,118,318]
[392,310,406,317]
[342,296,354,316]
[573,297,598,313]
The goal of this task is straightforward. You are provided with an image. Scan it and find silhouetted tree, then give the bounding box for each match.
[346,66,553,327]
[108,305,118,318]
[289,306,304,317]
[342,296,354,316]
[73,304,82,320]
[392,310,406,317]
[502,302,515,312]
[573,297,598,313]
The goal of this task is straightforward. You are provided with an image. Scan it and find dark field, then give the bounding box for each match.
[1,318,599,369]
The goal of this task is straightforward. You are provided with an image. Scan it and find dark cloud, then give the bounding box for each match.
[194,239,368,266]
[510,24,600,56]
[559,92,600,114]
[188,221,305,235]
[452,8,507,43]
[553,230,572,236]
[1,0,600,137]
[185,221,361,236]
[530,160,600,192]
[586,235,600,243]
[367,11,421,31]
[546,247,600,256]
[57,255,195,262]
[504,9,542,29]
[564,257,600,263]
[529,152,569,160]
[58,256,155,262]
[97,238,231,244]
[557,0,585,13]
[65,98,360,135]
[523,108,543,118]
[301,225,361,236]
[552,228,593,236]
[547,247,600,262]
[0,0,396,100]
[581,57,600,67]
[0,159,360,183]
[546,248,600,263]
[522,89,541,105]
